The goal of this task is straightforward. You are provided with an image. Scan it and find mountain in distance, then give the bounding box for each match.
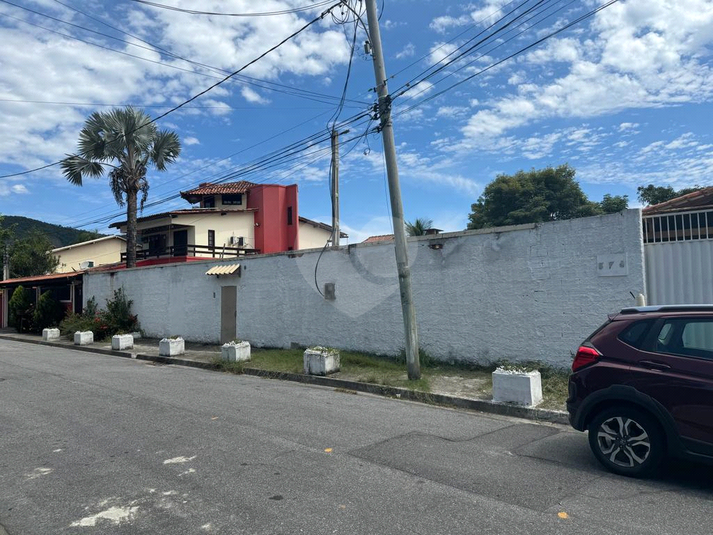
[0,215,106,248]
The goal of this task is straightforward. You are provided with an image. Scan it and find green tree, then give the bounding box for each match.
[8,285,31,332]
[8,229,60,278]
[61,107,181,268]
[637,184,703,206]
[33,290,66,332]
[405,218,434,236]
[600,194,629,214]
[468,165,600,229]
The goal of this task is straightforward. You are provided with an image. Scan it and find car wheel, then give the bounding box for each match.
[588,406,664,477]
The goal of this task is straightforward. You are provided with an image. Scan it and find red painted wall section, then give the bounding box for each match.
[247,184,299,254]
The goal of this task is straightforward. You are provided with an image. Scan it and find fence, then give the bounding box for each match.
[84,209,645,368]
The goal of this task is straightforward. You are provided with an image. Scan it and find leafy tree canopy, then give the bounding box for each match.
[636,184,704,206]
[8,229,60,278]
[467,165,628,230]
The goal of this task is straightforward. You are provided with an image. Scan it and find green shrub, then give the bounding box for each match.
[102,288,138,334]
[57,290,139,341]
[33,291,66,332]
[59,312,99,339]
[8,285,32,333]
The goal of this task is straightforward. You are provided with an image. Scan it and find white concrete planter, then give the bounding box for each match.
[159,338,185,357]
[221,341,251,362]
[111,334,134,351]
[42,328,60,341]
[492,368,543,407]
[303,347,340,376]
[74,331,94,346]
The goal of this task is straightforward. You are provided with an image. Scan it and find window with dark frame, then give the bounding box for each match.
[287,206,293,225]
[222,194,243,205]
[203,196,215,208]
[208,230,215,248]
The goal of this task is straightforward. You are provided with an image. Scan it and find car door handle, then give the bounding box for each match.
[639,360,671,371]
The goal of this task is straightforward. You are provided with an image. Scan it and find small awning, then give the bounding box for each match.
[205,264,240,276]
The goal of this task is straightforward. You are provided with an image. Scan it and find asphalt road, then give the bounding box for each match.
[1,340,712,534]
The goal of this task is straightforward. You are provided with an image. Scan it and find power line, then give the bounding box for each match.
[70,112,374,228]
[130,0,336,17]
[393,0,571,106]
[0,98,335,110]
[0,161,61,178]
[391,0,548,96]
[1,1,365,108]
[386,0,521,82]
[0,2,345,180]
[395,0,620,117]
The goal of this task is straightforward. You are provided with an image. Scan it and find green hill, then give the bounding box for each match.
[0,215,105,248]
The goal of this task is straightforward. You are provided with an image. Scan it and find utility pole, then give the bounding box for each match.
[330,128,340,248]
[364,0,421,380]
[2,246,8,281]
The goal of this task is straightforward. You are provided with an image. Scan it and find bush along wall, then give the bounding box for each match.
[59,290,139,341]
[33,290,66,333]
[8,285,32,333]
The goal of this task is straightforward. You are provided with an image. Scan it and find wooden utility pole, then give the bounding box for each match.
[330,129,340,248]
[364,0,421,380]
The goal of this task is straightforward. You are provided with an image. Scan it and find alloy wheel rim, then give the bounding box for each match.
[596,416,651,468]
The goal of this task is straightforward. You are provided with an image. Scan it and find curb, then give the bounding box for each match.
[0,334,133,359]
[0,335,569,425]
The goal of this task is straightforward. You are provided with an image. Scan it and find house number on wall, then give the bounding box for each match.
[597,254,628,277]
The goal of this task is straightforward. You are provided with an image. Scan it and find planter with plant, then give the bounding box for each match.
[74,331,94,345]
[221,339,251,362]
[492,363,543,407]
[159,336,185,356]
[303,346,340,376]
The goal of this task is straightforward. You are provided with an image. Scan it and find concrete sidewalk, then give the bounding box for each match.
[0,329,569,425]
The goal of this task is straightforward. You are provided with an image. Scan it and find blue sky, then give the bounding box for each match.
[0,0,712,242]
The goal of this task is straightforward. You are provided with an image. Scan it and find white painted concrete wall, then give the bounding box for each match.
[84,209,645,367]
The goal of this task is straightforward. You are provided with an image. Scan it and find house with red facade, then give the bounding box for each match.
[110,180,346,264]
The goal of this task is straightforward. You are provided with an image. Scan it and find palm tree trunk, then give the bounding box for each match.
[126,190,138,268]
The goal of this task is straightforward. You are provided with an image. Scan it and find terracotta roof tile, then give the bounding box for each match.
[643,186,713,215]
[363,234,394,243]
[180,181,257,200]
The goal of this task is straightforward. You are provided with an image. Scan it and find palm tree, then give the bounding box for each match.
[61,107,181,268]
[405,217,434,236]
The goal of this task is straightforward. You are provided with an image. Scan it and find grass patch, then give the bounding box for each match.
[223,347,569,408]
[211,357,245,375]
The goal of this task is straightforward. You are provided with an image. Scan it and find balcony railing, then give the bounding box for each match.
[121,244,259,262]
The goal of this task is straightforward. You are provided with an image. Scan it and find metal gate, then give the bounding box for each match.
[644,210,713,305]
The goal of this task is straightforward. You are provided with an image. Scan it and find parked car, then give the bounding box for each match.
[567,305,713,477]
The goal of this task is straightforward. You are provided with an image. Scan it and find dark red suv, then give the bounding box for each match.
[567,305,713,477]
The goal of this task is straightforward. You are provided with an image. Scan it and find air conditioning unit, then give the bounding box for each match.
[79,260,95,269]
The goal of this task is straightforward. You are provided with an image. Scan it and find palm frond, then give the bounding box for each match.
[60,155,104,186]
[151,130,181,170]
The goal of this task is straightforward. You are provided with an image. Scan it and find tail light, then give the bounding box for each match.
[572,345,601,372]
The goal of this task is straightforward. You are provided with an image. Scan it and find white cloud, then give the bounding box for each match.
[396,43,415,59]
[454,0,713,151]
[240,86,269,104]
[618,122,639,131]
[430,15,470,33]
[11,184,29,194]
[0,0,352,173]
[436,106,469,119]
[183,137,200,146]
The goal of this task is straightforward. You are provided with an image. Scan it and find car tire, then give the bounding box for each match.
[588,406,665,477]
